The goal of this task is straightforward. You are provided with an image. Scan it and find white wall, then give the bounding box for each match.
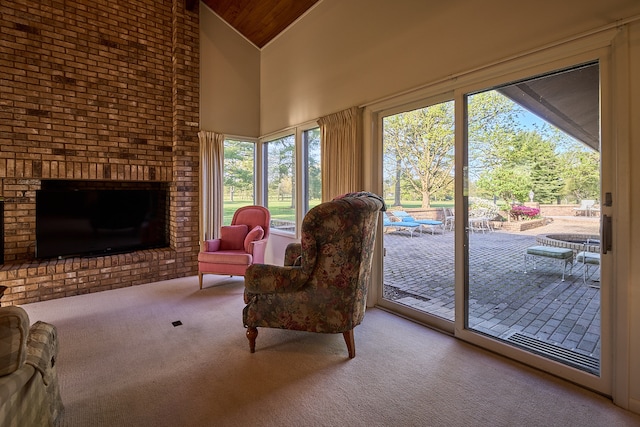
[200,3,260,137]
[260,0,640,135]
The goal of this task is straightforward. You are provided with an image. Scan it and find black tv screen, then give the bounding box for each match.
[36,188,168,259]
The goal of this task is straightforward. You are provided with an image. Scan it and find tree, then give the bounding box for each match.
[224,140,254,202]
[382,90,599,208]
[305,129,322,201]
[467,91,522,173]
[266,135,295,207]
[560,149,599,202]
[530,153,564,204]
[470,94,568,206]
[383,101,455,208]
[476,165,531,205]
[476,130,565,205]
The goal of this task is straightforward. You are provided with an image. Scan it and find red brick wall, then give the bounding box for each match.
[0,0,200,305]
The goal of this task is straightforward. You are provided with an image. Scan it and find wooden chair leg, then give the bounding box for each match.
[246,327,258,353]
[198,272,203,289]
[343,329,355,359]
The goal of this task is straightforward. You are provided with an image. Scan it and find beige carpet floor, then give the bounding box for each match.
[21,276,640,427]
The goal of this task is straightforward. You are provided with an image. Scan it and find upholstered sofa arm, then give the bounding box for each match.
[0,306,30,377]
[26,321,57,386]
[0,308,64,426]
[26,321,64,422]
[244,264,309,294]
[202,239,221,252]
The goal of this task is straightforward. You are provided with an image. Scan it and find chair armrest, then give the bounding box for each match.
[284,243,302,266]
[244,264,309,294]
[202,239,221,252]
[248,238,268,263]
[26,321,57,386]
[0,364,36,409]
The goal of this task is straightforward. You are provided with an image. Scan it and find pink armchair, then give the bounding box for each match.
[243,192,385,358]
[198,205,270,289]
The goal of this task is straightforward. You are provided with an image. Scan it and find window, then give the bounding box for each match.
[223,139,255,225]
[303,127,321,214]
[264,134,296,232]
[260,124,322,234]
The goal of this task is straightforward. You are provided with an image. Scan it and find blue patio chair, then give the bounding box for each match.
[382,212,420,237]
[391,210,444,235]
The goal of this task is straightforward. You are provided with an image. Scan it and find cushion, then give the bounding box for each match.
[526,246,573,259]
[199,251,252,265]
[244,225,265,253]
[219,225,249,250]
[0,306,30,377]
[576,251,600,265]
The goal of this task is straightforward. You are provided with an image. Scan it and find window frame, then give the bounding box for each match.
[260,121,322,237]
[299,123,322,216]
[262,130,297,235]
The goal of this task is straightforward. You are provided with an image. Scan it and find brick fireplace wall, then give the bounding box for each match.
[0,0,200,305]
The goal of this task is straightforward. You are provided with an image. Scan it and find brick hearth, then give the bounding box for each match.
[0,0,200,305]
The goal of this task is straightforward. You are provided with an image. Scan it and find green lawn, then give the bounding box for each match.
[223,199,321,224]
[385,200,454,209]
[223,199,450,224]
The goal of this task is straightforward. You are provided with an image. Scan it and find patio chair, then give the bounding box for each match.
[573,199,596,216]
[576,241,600,287]
[469,208,493,233]
[442,207,455,231]
[382,212,420,237]
[391,210,443,235]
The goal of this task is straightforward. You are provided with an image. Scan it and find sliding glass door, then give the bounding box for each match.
[463,63,603,377]
[377,56,610,393]
[380,99,456,330]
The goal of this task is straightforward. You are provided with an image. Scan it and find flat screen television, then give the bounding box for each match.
[36,188,168,259]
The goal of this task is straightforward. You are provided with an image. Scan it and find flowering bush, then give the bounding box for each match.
[510,205,540,221]
[468,197,501,220]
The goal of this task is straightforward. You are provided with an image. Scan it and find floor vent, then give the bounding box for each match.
[506,332,599,375]
[383,286,431,302]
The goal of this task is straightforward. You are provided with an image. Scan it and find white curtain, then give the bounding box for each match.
[317,106,363,201]
[198,130,224,246]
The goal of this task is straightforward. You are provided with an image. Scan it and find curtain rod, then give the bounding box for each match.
[359,14,640,109]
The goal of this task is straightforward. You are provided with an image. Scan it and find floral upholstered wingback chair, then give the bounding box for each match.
[243,192,385,358]
[198,205,270,289]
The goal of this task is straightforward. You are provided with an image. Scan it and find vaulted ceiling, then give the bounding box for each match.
[201,1,598,150]
[202,0,320,48]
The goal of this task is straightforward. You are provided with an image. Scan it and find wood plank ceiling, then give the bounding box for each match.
[202,0,320,48]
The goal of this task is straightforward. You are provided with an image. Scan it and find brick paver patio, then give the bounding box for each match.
[383,215,601,373]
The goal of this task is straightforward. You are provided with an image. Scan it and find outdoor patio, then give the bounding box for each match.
[382,215,601,374]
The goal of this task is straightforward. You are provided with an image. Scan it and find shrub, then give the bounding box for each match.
[510,205,540,221]
[469,197,501,220]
